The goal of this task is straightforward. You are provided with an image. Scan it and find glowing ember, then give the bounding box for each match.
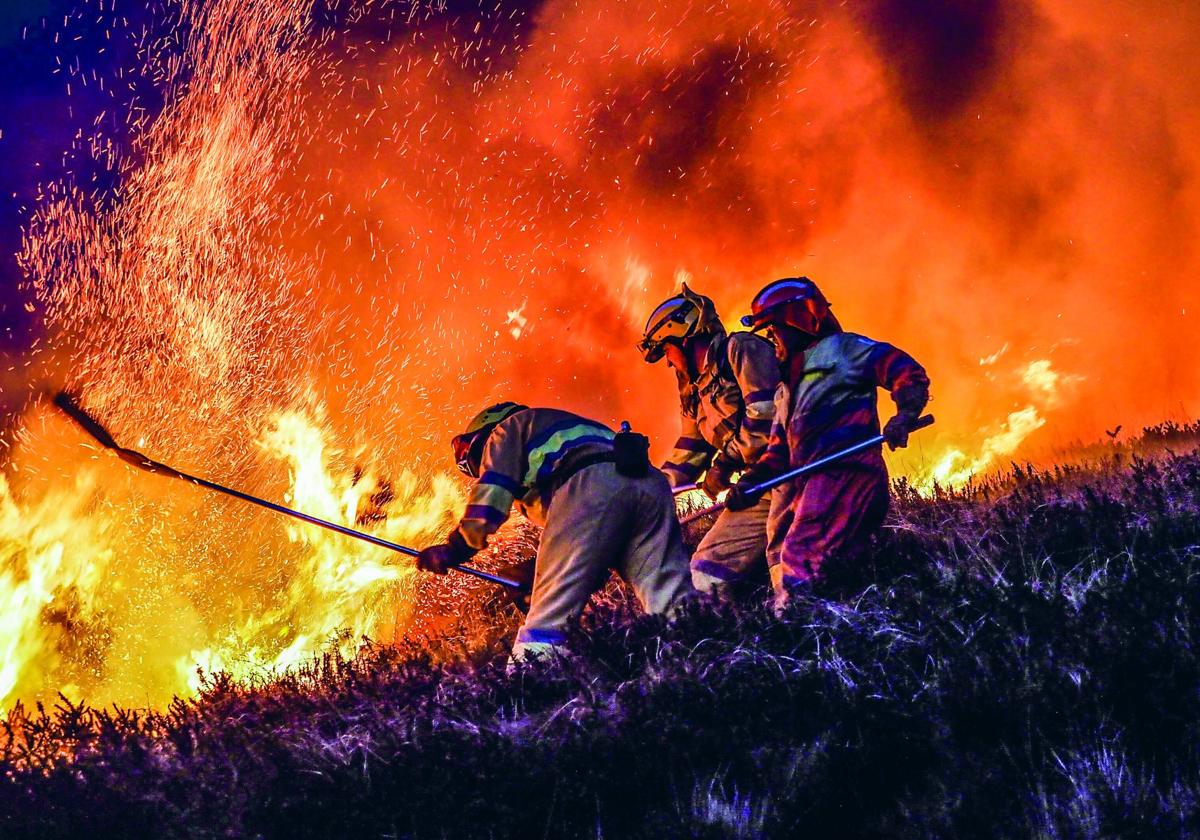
[0,470,110,709]
[4,0,1198,707]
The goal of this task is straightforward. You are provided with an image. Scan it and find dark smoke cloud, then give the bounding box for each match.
[589,42,782,198]
[9,0,1200,473]
[862,0,1017,122]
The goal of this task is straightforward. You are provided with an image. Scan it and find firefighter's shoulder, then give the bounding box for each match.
[725,329,775,359]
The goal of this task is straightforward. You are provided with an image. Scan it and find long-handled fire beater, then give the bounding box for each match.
[52,392,528,593]
[678,414,935,525]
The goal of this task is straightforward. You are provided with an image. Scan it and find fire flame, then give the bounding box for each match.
[180,410,461,693]
[4,0,1198,707]
[923,407,1047,491]
[916,358,1083,491]
[0,470,110,709]
[1,405,461,709]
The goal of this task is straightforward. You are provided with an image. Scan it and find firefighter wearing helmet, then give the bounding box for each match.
[639,284,781,596]
[725,277,930,606]
[418,402,694,662]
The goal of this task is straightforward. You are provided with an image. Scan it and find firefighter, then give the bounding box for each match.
[638,284,781,596]
[725,277,930,606]
[417,402,694,662]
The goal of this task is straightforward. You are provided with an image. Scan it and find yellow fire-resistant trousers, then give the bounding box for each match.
[689,495,771,594]
[512,462,695,663]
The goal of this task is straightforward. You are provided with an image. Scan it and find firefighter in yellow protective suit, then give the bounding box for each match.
[639,285,781,596]
[418,402,694,662]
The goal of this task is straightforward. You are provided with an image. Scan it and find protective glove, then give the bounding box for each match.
[417,530,476,575]
[494,556,536,614]
[724,481,765,512]
[882,413,918,450]
[700,460,733,500]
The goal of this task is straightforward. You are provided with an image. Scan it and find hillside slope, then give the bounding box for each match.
[2,430,1199,839]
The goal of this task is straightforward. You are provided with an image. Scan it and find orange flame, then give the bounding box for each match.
[7,0,1200,706]
[0,470,110,708]
[180,409,461,692]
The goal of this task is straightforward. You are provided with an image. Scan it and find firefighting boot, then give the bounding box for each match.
[691,570,737,602]
[768,563,812,616]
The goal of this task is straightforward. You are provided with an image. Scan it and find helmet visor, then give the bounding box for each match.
[452,430,486,478]
[637,335,667,362]
[741,296,820,335]
[640,301,701,363]
[741,302,791,332]
[740,310,771,332]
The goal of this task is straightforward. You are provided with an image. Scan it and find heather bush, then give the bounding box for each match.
[1,431,1199,838]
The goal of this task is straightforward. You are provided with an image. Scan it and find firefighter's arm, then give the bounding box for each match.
[661,409,715,488]
[754,384,792,476]
[869,341,930,449]
[455,421,524,550]
[725,414,789,512]
[724,333,782,467]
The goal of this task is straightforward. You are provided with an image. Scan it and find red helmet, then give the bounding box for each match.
[741,277,832,335]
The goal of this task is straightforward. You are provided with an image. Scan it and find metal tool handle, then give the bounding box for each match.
[52,392,527,592]
[679,414,935,525]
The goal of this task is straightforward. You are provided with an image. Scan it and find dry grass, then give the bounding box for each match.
[2,423,1199,839]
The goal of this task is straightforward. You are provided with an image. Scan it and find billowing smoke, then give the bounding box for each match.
[0,0,1196,706]
[16,0,1200,472]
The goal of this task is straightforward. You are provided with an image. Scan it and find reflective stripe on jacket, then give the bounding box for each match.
[661,331,781,487]
[760,332,930,475]
[457,408,615,550]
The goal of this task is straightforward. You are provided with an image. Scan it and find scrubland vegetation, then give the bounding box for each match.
[2,423,1199,839]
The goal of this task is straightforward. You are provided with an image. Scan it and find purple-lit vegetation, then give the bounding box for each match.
[2,424,1199,838]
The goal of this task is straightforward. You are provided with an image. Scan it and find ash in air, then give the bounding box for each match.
[0,0,1196,712]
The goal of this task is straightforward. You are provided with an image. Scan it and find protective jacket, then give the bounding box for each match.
[451,407,693,662]
[760,331,929,595]
[759,332,929,476]
[456,408,615,550]
[661,331,780,488]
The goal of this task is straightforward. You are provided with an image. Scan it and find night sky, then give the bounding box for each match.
[1,1,69,352]
[0,0,536,356]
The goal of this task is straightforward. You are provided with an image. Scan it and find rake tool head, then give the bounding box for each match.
[53,391,120,450]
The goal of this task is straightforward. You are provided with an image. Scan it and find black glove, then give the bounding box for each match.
[724,481,765,512]
[700,460,734,500]
[417,530,476,575]
[494,557,536,614]
[883,413,918,450]
[886,380,929,450]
